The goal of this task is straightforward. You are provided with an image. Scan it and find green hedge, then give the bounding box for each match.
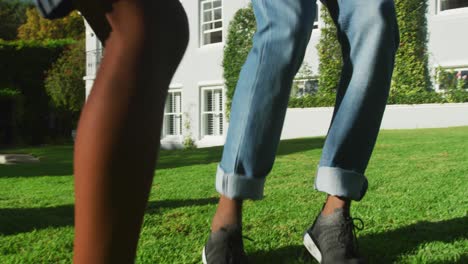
[223,2,466,109]
[45,40,85,111]
[0,87,20,98]
[222,4,256,120]
[0,39,74,144]
[392,0,431,94]
[316,5,341,97]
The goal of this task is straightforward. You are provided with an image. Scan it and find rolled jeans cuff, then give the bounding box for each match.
[314,166,368,201]
[215,165,266,200]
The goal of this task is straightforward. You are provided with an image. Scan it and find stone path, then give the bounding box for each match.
[0,154,40,164]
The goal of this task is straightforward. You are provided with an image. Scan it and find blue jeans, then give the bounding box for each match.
[216,0,399,201]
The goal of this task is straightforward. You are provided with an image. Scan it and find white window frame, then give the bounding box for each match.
[162,89,183,139]
[200,85,225,138]
[435,66,468,91]
[292,78,319,98]
[436,0,468,15]
[200,0,223,46]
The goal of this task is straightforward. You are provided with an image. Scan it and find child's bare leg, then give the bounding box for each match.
[73,0,188,262]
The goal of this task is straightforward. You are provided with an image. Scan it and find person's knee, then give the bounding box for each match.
[256,8,314,70]
[284,6,315,52]
[355,0,399,44]
[106,0,189,56]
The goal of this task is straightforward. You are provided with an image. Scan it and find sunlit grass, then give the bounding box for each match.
[1,127,467,263]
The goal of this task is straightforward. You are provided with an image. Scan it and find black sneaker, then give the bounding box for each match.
[202,226,249,264]
[303,208,365,264]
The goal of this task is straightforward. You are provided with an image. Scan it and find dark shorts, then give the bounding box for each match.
[35,0,118,20]
[35,0,75,19]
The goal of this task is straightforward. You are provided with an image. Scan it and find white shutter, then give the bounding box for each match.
[202,87,224,137]
[175,92,182,135]
[214,90,222,136]
[163,90,182,137]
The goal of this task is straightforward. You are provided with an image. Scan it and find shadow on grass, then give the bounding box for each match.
[157,137,325,170]
[0,197,218,236]
[0,137,325,178]
[0,145,74,178]
[249,216,468,263]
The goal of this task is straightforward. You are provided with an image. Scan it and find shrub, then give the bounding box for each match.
[435,67,468,103]
[391,0,432,94]
[45,39,85,113]
[317,0,436,106]
[316,5,341,96]
[0,88,20,99]
[0,0,32,40]
[0,39,73,144]
[223,1,452,108]
[222,3,256,119]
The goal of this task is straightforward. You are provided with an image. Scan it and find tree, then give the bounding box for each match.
[0,0,32,40]
[17,8,84,41]
[45,39,85,113]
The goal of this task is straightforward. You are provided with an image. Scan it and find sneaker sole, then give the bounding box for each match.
[303,232,322,263]
[202,247,207,264]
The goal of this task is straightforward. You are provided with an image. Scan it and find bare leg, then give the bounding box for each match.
[73,0,188,263]
[211,196,243,232]
[322,195,350,216]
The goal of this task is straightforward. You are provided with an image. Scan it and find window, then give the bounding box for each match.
[438,0,468,13]
[291,79,319,98]
[85,48,103,77]
[163,90,182,137]
[201,87,224,136]
[437,67,468,90]
[200,0,223,45]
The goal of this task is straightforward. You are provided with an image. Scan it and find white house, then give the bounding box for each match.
[84,0,468,149]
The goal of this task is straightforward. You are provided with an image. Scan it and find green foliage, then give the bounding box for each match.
[0,39,73,144]
[391,0,431,96]
[222,3,256,119]
[0,0,32,40]
[445,89,468,103]
[45,40,85,113]
[0,88,20,99]
[435,67,468,103]
[224,0,455,108]
[288,94,336,108]
[387,90,445,104]
[183,112,197,149]
[17,8,84,41]
[436,67,468,91]
[314,0,437,107]
[317,6,341,96]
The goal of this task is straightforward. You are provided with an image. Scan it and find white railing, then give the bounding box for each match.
[86,49,104,77]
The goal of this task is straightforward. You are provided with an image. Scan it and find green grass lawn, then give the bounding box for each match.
[1,127,467,263]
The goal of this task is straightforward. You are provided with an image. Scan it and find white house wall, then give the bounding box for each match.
[168,0,321,148]
[281,103,468,140]
[84,1,468,149]
[168,0,250,148]
[427,1,468,78]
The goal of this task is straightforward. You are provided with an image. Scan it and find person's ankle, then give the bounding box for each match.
[321,195,351,216]
[211,196,243,232]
